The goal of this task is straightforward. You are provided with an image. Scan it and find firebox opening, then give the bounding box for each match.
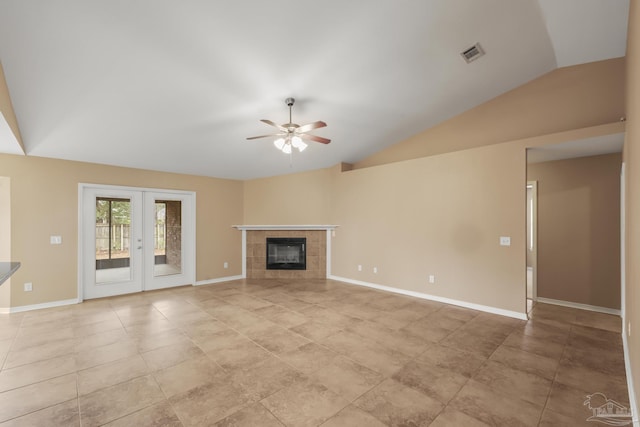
[266,237,306,270]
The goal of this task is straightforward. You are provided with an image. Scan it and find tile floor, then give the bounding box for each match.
[0,279,630,426]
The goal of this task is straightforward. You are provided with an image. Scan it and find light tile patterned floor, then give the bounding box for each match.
[0,279,629,426]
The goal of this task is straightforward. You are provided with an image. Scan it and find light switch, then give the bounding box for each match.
[50,235,62,245]
[500,236,511,246]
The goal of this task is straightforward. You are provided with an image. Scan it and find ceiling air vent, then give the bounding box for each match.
[461,43,485,63]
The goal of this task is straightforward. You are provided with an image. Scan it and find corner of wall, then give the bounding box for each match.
[0,62,25,154]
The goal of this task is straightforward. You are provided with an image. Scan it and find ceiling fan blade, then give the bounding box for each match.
[296,121,327,134]
[260,119,287,132]
[246,133,285,140]
[300,134,331,144]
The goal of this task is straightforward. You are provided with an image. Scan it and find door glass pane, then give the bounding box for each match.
[95,198,132,284]
[154,200,182,277]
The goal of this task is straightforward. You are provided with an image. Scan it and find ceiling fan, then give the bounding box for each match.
[247,98,331,153]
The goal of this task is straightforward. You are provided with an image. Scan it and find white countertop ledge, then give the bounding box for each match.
[0,262,21,286]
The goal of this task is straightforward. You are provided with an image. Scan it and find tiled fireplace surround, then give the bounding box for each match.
[234,226,336,280]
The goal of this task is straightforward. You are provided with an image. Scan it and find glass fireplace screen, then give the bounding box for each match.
[266,237,306,270]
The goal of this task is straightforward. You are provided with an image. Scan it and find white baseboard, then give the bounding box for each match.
[536,297,621,316]
[0,298,80,314]
[195,275,244,286]
[622,332,640,427]
[328,275,527,320]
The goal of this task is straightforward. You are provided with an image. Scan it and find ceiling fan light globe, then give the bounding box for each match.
[282,144,292,154]
[291,136,302,148]
[297,141,308,152]
[274,138,285,150]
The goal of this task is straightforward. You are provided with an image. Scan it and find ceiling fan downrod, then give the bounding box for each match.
[285,98,295,126]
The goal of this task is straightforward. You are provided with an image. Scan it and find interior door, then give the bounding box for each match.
[143,191,194,291]
[83,187,143,299]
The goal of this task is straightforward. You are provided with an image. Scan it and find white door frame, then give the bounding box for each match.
[620,163,626,325]
[526,181,538,302]
[78,183,196,301]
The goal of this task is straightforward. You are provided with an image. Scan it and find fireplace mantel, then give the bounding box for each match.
[233,225,338,278]
[232,225,338,231]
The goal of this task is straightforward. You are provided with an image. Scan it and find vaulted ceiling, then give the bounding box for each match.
[0,1,630,180]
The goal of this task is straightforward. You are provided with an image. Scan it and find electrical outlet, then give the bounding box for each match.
[499,236,511,246]
[373,267,378,274]
[357,265,362,272]
[50,235,62,245]
[429,275,435,284]
[24,282,33,292]
[223,262,228,269]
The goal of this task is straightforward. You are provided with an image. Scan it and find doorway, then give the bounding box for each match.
[80,184,195,300]
[526,181,538,314]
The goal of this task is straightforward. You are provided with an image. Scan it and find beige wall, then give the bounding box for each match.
[331,142,526,313]
[528,153,621,309]
[356,58,625,169]
[243,168,332,225]
[0,153,244,308]
[624,0,640,415]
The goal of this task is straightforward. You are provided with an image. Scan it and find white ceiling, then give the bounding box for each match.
[0,1,630,180]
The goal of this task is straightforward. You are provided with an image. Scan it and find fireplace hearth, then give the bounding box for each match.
[266,237,306,270]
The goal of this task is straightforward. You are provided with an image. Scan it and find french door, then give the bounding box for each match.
[81,185,195,300]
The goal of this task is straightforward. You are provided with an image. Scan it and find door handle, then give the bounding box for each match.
[137,246,142,249]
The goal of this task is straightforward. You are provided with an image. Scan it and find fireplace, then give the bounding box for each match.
[266,237,306,270]
[233,225,337,279]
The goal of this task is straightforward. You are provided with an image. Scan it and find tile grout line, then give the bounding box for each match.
[536,314,577,426]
